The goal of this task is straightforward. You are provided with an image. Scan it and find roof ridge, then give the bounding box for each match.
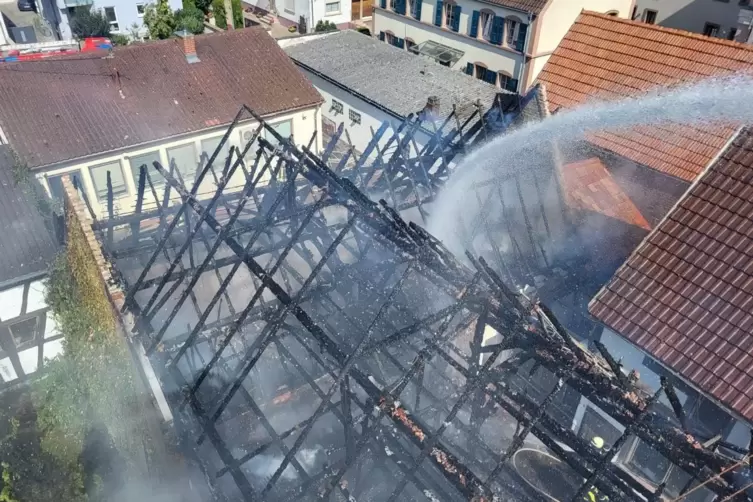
[579,10,753,53]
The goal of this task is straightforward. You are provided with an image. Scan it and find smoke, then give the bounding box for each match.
[428,75,753,256]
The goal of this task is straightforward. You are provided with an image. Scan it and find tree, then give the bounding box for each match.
[210,0,241,29]
[194,0,213,14]
[314,20,337,32]
[210,0,226,29]
[175,6,205,35]
[69,6,110,38]
[143,0,177,39]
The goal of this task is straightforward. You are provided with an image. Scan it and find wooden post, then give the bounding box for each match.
[225,0,235,29]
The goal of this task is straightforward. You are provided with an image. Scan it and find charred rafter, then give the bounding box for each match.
[90,106,753,502]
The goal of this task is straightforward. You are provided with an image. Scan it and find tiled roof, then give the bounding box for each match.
[562,157,651,230]
[282,31,503,124]
[483,0,548,14]
[536,11,753,182]
[0,147,59,284]
[0,28,322,169]
[589,126,753,422]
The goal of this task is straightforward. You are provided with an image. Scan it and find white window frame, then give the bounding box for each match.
[505,18,518,46]
[284,0,295,14]
[136,3,145,16]
[89,160,129,201]
[443,1,456,28]
[325,0,340,14]
[103,6,119,31]
[479,10,494,41]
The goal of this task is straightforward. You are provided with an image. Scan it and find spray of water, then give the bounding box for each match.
[428,75,753,253]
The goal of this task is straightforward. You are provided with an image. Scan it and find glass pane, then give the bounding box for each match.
[129,151,164,190]
[200,136,231,170]
[89,161,127,200]
[267,120,292,148]
[47,171,80,200]
[167,143,199,186]
[105,7,116,22]
[626,439,670,485]
[10,317,38,347]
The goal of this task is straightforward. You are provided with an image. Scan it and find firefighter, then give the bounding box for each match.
[584,437,609,502]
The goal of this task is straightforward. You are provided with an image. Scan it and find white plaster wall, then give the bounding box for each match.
[36,107,321,220]
[0,279,64,384]
[302,70,433,153]
[528,0,632,87]
[633,0,742,37]
[277,0,351,29]
[374,3,524,79]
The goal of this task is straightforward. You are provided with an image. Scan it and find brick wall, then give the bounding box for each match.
[61,176,173,423]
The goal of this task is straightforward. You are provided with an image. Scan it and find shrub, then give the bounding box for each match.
[210,0,242,29]
[175,6,205,34]
[110,33,129,45]
[314,20,338,32]
[143,0,177,39]
[69,6,110,38]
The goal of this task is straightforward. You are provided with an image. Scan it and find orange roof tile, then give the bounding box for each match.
[536,12,753,182]
[589,126,753,422]
[562,158,651,230]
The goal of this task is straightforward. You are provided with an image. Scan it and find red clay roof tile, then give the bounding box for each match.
[536,12,753,182]
[561,157,652,230]
[589,126,753,422]
[0,28,323,169]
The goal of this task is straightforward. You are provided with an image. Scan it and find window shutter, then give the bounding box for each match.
[451,4,461,31]
[379,31,385,41]
[395,0,406,15]
[515,23,528,51]
[397,37,405,48]
[506,78,519,92]
[434,0,442,26]
[465,62,473,75]
[490,16,504,45]
[469,10,479,37]
[413,0,422,19]
[380,0,386,8]
[484,71,497,85]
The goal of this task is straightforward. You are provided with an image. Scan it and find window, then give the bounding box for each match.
[349,109,362,124]
[479,10,494,41]
[90,160,128,200]
[385,31,396,45]
[605,9,618,16]
[474,64,487,82]
[643,9,657,24]
[284,0,295,14]
[728,27,738,40]
[267,120,292,148]
[331,99,344,115]
[325,0,340,13]
[444,1,457,29]
[46,171,80,201]
[405,38,417,52]
[505,18,518,46]
[498,73,518,92]
[703,22,720,37]
[409,0,421,19]
[167,143,199,185]
[136,3,145,15]
[200,137,231,169]
[129,151,164,190]
[104,7,119,31]
[631,6,638,19]
[9,317,38,348]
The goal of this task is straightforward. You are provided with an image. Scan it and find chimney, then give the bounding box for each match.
[177,30,200,63]
[423,95,440,121]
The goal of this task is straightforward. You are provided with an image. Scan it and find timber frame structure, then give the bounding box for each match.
[70,104,753,502]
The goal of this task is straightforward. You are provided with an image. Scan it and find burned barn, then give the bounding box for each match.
[65,101,753,502]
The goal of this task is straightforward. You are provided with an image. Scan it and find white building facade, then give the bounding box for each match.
[631,0,752,41]
[54,0,182,41]
[373,0,633,93]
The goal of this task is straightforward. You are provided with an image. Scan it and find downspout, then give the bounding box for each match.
[310,0,315,33]
[516,12,533,93]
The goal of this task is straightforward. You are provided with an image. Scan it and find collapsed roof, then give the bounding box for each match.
[65,102,753,501]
